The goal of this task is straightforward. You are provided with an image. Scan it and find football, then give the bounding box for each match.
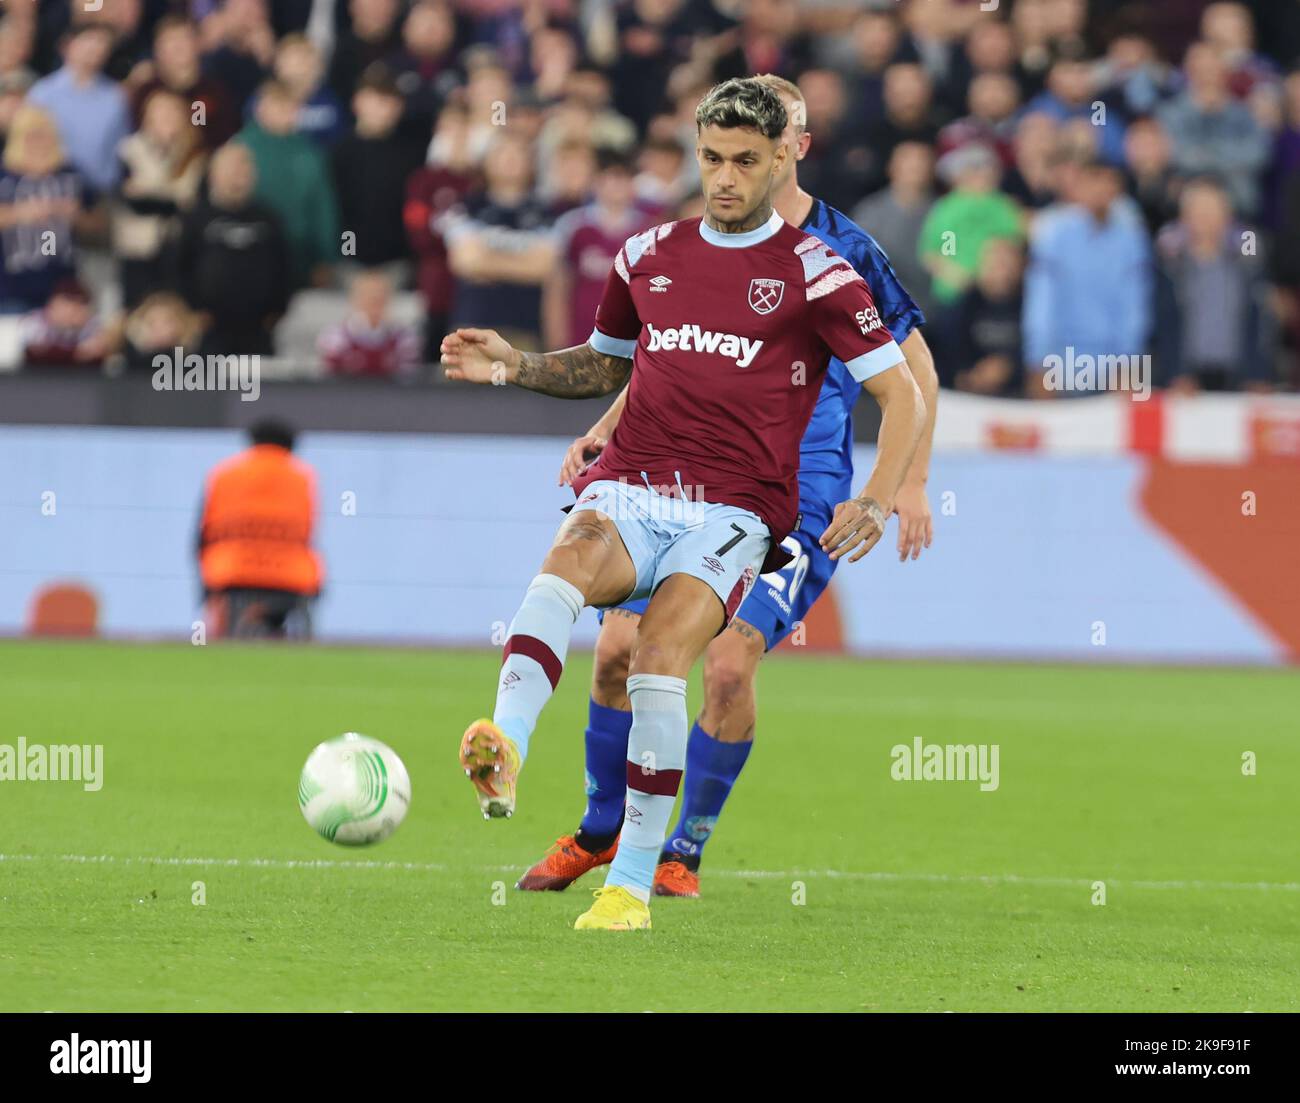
[298,733,412,846]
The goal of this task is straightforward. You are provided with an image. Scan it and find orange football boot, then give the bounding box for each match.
[653,858,701,897]
[516,833,619,891]
[459,718,521,819]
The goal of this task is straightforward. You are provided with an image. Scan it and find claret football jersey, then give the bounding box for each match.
[575,211,905,551]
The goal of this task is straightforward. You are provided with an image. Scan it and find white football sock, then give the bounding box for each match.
[605,672,688,903]
[493,574,583,762]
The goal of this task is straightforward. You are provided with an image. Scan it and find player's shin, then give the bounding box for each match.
[662,721,752,870]
[492,573,585,762]
[604,673,688,902]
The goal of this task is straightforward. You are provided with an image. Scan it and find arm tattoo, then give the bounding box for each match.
[515,344,632,398]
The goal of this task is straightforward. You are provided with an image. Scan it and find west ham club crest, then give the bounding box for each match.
[748,278,785,315]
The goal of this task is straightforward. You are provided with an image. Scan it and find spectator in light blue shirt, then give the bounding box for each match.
[27,24,130,194]
[1023,157,1153,397]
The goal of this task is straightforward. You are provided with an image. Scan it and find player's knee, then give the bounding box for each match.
[702,655,755,728]
[544,517,612,578]
[627,635,685,678]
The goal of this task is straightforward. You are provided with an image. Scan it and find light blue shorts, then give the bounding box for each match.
[572,478,771,624]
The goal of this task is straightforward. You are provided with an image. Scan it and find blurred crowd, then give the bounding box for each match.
[4,0,1300,395]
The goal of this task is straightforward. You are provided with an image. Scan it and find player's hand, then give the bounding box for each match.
[440,327,517,385]
[893,483,932,562]
[820,495,886,563]
[558,432,607,486]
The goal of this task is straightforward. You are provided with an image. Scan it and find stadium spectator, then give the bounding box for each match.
[332,66,423,271]
[441,130,555,349]
[132,15,238,150]
[317,268,420,379]
[1263,71,1300,232]
[862,62,946,195]
[405,101,477,363]
[919,142,1021,305]
[1154,177,1277,392]
[388,1,460,149]
[844,9,908,128]
[174,141,290,355]
[21,278,108,370]
[198,417,322,641]
[0,18,38,91]
[1025,58,1125,166]
[119,290,203,372]
[543,146,659,350]
[541,139,597,214]
[0,105,96,315]
[1201,1,1278,100]
[715,0,813,82]
[1095,31,1180,120]
[1023,158,1152,396]
[1001,111,1062,211]
[896,0,978,116]
[113,89,206,308]
[1157,42,1269,216]
[634,134,690,209]
[961,15,1021,85]
[793,68,874,213]
[329,0,403,103]
[199,0,277,115]
[81,0,152,86]
[942,237,1025,397]
[27,22,131,192]
[536,67,638,177]
[528,23,580,105]
[936,71,1021,168]
[1124,115,1181,236]
[610,0,732,134]
[460,50,514,159]
[255,33,346,147]
[852,140,936,320]
[239,79,340,289]
[0,70,34,158]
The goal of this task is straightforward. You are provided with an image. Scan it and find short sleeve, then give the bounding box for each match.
[588,248,641,359]
[804,247,905,383]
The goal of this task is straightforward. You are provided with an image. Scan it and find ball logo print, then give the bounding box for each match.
[298,733,411,845]
[748,277,785,315]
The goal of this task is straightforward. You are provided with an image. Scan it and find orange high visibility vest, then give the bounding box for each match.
[200,444,323,594]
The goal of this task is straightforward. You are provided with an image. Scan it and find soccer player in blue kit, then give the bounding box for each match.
[517,74,940,897]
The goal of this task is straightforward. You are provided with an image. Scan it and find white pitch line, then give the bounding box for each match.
[0,853,1295,893]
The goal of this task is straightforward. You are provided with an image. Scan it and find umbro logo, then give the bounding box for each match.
[649,275,672,292]
[701,556,725,576]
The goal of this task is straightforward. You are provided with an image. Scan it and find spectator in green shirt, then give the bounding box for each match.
[919,143,1023,304]
[237,80,340,290]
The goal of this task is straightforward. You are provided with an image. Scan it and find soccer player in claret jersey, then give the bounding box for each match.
[517,75,938,899]
[441,77,925,932]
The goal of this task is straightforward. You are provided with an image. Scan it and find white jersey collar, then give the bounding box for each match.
[698,209,784,248]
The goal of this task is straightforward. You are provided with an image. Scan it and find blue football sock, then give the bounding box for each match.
[577,698,632,840]
[662,721,752,867]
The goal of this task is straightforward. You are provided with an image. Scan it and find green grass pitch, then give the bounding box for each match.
[1,640,1296,1012]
